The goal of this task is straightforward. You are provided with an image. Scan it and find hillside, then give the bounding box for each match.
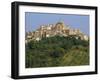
[25,35,89,68]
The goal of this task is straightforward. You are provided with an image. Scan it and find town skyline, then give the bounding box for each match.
[25,21,89,43]
[25,12,89,35]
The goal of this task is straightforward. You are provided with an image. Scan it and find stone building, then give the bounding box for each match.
[25,21,89,43]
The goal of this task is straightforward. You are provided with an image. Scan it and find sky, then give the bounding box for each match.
[25,12,89,35]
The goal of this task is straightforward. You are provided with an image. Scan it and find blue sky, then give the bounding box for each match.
[25,12,89,35]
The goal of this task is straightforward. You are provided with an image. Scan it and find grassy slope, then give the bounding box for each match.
[25,36,89,68]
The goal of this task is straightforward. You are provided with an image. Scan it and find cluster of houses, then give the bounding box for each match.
[25,21,89,43]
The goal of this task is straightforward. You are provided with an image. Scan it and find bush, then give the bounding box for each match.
[25,35,89,68]
[50,47,65,58]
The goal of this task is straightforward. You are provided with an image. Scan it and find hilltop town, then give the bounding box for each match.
[25,22,89,43]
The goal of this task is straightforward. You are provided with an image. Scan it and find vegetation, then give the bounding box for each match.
[25,35,89,68]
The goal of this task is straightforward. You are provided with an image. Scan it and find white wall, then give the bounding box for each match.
[0,0,99,81]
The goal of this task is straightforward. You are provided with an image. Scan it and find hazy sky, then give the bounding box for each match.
[25,12,89,35]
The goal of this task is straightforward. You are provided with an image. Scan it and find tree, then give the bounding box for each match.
[25,35,89,68]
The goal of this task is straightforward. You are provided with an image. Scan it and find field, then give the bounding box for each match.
[25,35,89,68]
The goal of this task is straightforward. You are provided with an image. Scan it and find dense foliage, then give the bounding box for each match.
[25,35,89,68]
